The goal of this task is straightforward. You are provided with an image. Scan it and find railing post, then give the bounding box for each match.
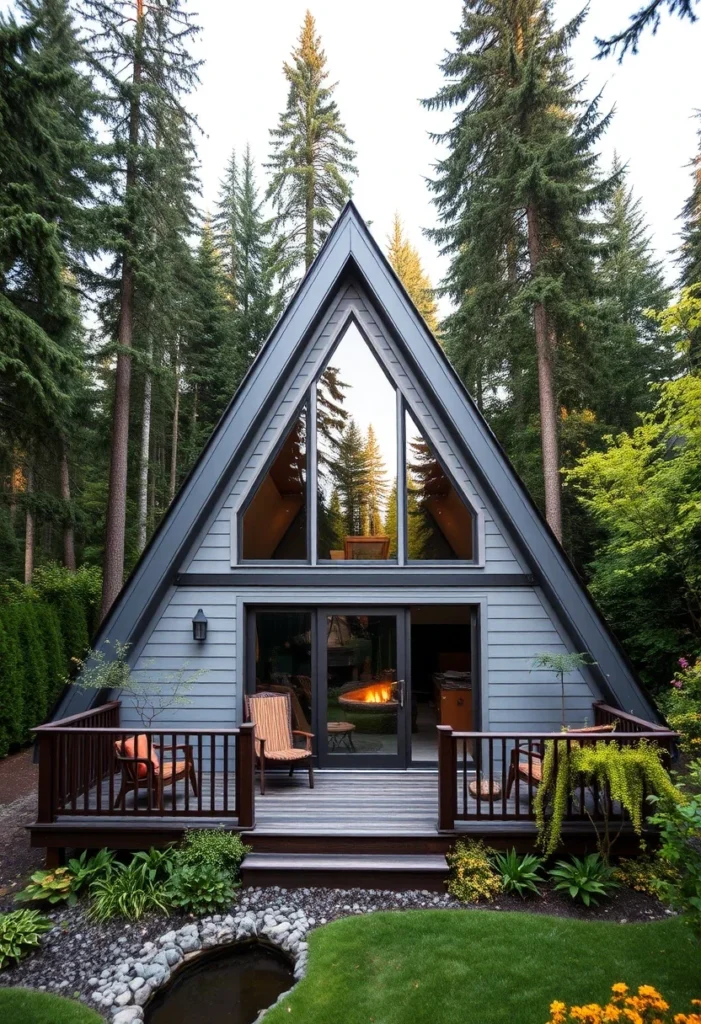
[437,725,456,832]
[236,723,255,830]
[36,731,55,825]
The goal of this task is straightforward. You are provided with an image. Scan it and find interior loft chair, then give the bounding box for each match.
[245,691,314,795]
[114,735,198,810]
[505,723,617,800]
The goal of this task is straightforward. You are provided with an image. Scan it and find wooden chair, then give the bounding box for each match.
[245,691,314,795]
[114,735,198,810]
[505,723,617,800]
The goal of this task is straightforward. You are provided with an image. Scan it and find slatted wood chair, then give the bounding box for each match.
[245,691,314,795]
[505,723,617,800]
[114,735,198,810]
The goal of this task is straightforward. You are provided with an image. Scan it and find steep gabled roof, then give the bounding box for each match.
[55,202,658,722]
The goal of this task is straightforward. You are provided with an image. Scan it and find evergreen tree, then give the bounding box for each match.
[363,425,390,534]
[679,114,701,368]
[425,0,614,542]
[328,488,345,549]
[77,0,201,617]
[387,214,439,333]
[332,418,369,535]
[266,11,357,273]
[593,155,675,428]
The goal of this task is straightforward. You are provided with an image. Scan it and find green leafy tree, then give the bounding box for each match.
[266,10,356,272]
[678,114,701,368]
[531,651,595,727]
[565,374,701,691]
[424,0,614,542]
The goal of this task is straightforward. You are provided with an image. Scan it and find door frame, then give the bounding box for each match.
[243,601,483,769]
[316,606,410,769]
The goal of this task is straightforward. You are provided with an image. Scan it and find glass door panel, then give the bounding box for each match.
[252,611,313,734]
[319,610,407,767]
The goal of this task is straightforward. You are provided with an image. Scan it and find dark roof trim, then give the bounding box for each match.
[176,572,536,588]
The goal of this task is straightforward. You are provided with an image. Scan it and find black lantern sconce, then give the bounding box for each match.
[192,609,208,643]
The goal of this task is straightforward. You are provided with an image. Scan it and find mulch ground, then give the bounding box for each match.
[0,747,44,900]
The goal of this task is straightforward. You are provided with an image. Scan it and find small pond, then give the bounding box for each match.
[145,942,294,1024]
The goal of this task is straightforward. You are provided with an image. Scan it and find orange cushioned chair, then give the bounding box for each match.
[244,691,314,795]
[505,723,617,800]
[114,734,198,810]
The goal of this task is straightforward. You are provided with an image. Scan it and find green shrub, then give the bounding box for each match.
[15,866,76,906]
[446,840,502,903]
[166,862,239,915]
[38,604,66,709]
[66,849,116,893]
[492,849,545,898]
[648,759,701,935]
[0,613,23,756]
[178,829,251,878]
[0,909,51,968]
[88,862,170,922]
[661,657,701,757]
[548,853,618,906]
[15,603,49,733]
[55,593,90,674]
[612,853,674,897]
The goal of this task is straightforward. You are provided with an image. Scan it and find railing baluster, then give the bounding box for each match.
[210,734,215,815]
[501,738,507,818]
[488,738,494,821]
[171,733,177,817]
[185,733,191,815]
[197,735,203,814]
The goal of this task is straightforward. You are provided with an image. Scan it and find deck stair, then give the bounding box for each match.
[240,852,449,892]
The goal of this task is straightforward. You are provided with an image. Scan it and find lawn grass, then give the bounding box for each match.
[265,911,700,1024]
[0,987,102,1023]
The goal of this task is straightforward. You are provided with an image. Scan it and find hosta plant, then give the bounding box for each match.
[15,867,76,906]
[166,862,239,915]
[548,853,618,906]
[67,849,116,893]
[0,910,51,968]
[547,982,701,1024]
[492,849,545,898]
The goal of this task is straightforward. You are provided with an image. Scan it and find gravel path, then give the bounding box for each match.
[0,749,43,897]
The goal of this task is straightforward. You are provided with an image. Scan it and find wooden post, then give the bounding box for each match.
[236,723,255,830]
[437,725,456,832]
[36,731,55,825]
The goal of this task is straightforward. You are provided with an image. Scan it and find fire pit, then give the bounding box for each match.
[338,681,399,713]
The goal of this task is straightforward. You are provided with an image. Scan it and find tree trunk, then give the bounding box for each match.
[136,358,152,554]
[100,1,144,621]
[60,441,76,570]
[169,343,180,502]
[24,460,34,585]
[526,204,563,542]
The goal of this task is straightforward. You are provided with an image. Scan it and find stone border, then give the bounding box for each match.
[89,907,310,1024]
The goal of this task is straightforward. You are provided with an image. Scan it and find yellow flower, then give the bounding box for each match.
[612,985,629,996]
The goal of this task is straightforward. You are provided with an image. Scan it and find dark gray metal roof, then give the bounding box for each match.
[54,202,659,722]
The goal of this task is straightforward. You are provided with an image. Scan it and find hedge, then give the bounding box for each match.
[0,565,100,756]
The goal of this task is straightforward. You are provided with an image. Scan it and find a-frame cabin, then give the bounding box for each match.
[32,204,671,886]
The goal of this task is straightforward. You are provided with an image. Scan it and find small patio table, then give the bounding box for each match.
[327,721,356,751]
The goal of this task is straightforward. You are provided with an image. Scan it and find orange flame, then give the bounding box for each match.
[358,683,393,703]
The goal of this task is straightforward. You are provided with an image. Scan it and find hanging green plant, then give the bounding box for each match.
[534,739,682,858]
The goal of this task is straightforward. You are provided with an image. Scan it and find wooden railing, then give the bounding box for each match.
[34,703,255,828]
[592,701,672,734]
[437,722,678,832]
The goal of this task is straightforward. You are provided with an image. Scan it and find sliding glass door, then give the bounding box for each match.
[317,609,408,768]
[247,607,409,768]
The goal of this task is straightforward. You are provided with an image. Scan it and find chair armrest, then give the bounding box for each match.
[115,754,153,766]
[292,730,314,739]
[155,743,193,758]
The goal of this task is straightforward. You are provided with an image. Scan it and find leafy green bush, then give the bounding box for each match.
[15,867,76,906]
[446,840,502,903]
[0,910,51,968]
[88,862,170,922]
[612,853,674,897]
[0,613,23,757]
[67,849,116,893]
[660,657,701,757]
[548,853,618,906]
[166,862,239,915]
[492,849,545,898]
[178,829,251,878]
[648,759,701,935]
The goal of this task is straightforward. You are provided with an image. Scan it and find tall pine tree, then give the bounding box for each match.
[387,214,439,333]
[425,0,613,541]
[266,11,356,273]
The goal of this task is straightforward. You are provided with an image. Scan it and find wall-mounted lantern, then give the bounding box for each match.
[192,609,208,643]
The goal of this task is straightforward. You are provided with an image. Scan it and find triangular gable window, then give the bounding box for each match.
[405,410,474,561]
[316,324,398,561]
[240,410,307,560]
[237,325,477,564]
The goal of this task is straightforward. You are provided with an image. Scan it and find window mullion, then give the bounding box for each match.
[309,387,318,565]
[397,391,406,566]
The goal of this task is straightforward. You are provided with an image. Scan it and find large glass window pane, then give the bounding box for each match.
[406,410,474,560]
[254,611,313,733]
[316,326,397,560]
[325,614,398,756]
[241,413,307,560]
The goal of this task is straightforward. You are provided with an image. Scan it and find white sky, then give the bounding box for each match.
[191,0,700,304]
